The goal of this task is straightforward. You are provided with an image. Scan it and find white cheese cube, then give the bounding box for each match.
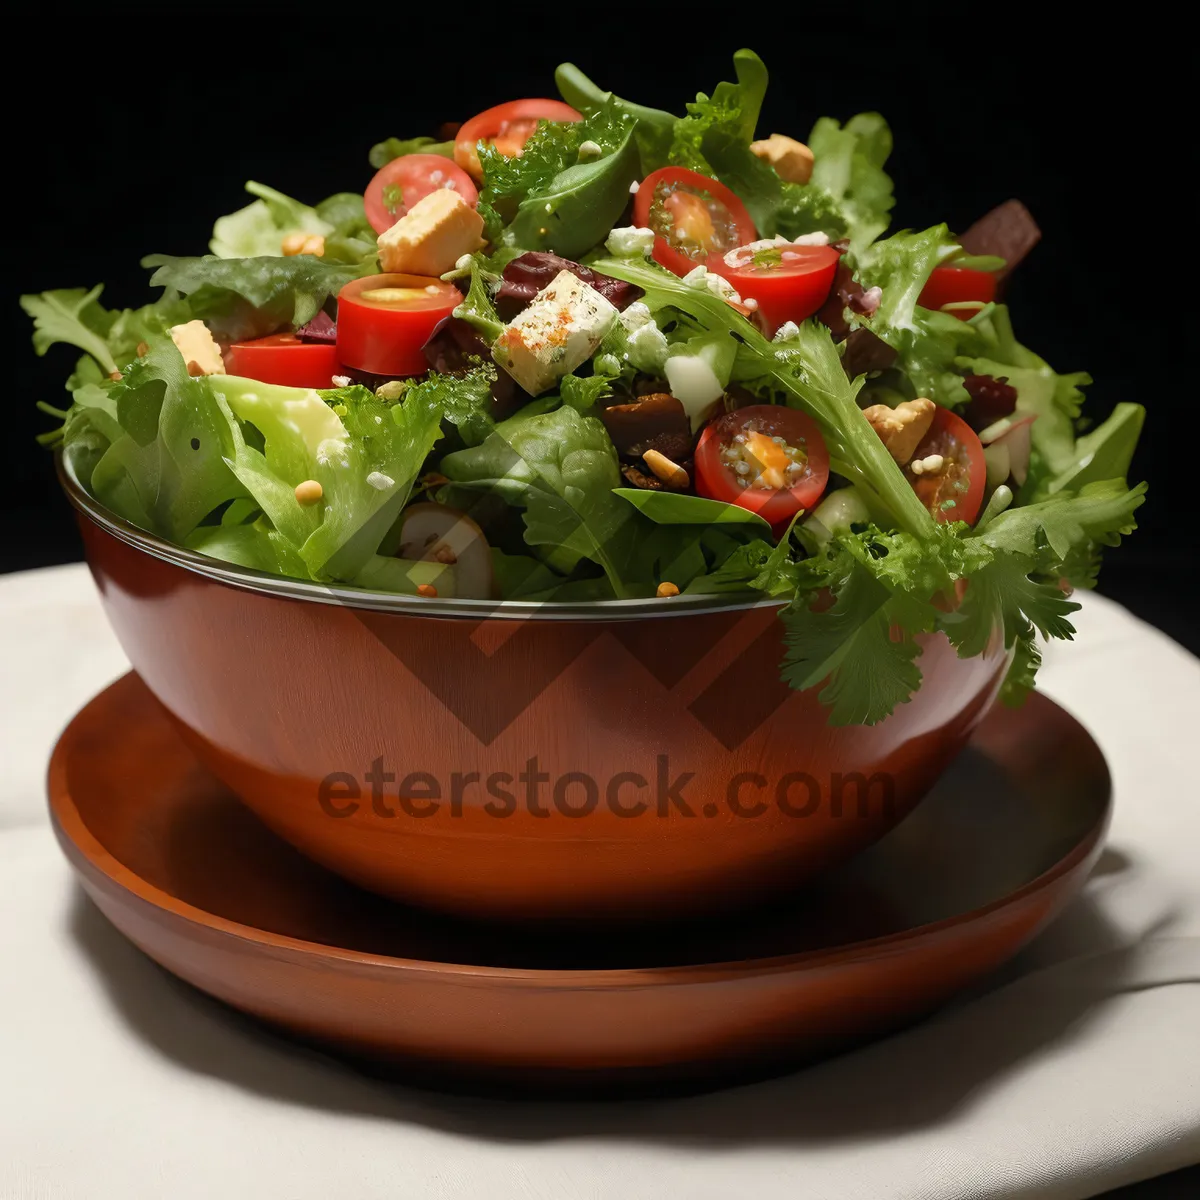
[377,189,486,277]
[169,320,224,376]
[492,270,618,396]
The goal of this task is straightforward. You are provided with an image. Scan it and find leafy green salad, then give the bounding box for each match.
[23,49,1146,725]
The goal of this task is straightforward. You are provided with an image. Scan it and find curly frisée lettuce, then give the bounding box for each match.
[24,48,1147,727]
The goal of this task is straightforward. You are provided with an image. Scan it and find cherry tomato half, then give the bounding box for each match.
[336,274,461,377]
[223,333,341,389]
[364,154,479,235]
[906,407,986,524]
[633,167,756,277]
[710,242,840,334]
[695,404,830,529]
[918,266,997,321]
[454,99,582,181]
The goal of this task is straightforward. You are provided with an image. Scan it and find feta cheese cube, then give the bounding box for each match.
[492,269,618,395]
[377,189,486,277]
[169,320,224,376]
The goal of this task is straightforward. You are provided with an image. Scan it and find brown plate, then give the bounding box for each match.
[50,673,1110,1095]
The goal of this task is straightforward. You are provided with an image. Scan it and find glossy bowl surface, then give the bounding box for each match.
[50,673,1110,1094]
[64,469,1008,921]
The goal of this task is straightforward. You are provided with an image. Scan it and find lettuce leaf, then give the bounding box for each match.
[142,253,365,342]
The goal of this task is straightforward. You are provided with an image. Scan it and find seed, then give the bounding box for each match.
[643,448,689,489]
[416,583,438,597]
[136,341,149,357]
[433,545,457,564]
[657,581,680,598]
[294,479,323,506]
[109,371,122,382]
[735,461,751,475]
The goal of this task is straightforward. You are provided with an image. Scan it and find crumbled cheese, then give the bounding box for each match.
[316,437,350,467]
[578,139,603,160]
[619,301,654,332]
[626,321,669,373]
[792,231,831,246]
[366,471,395,490]
[605,226,656,257]
[629,180,640,194]
[682,265,709,288]
[704,273,742,305]
[773,321,801,342]
[330,374,352,388]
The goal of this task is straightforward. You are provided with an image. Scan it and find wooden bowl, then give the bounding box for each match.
[49,674,1110,1094]
[63,468,1008,922]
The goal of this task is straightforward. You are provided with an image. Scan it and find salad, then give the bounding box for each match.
[23,50,1146,726]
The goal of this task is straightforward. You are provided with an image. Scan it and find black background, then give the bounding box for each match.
[5,10,1191,657]
[3,9,1196,1195]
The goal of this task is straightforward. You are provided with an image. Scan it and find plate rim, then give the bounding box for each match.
[49,673,1111,988]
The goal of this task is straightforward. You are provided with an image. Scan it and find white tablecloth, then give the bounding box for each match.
[1,563,1198,1200]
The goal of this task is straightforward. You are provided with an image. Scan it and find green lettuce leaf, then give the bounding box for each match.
[368,136,455,170]
[142,253,364,342]
[211,377,444,579]
[210,182,333,258]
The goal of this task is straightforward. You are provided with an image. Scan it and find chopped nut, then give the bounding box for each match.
[656,581,681,598]
[282,232,325,257]
[643,448,690,489]
[294,479,323,506]
[750,134,814,184]
[109,370,122,382]
[432,545,457,565]
[416,583,438,598]
[136,341,149,357]
[862,398,936,466]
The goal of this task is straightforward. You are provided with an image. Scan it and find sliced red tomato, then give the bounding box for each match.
[695,404,829,529]
[454,99,582,181]
[918,266,997,320]
[364,154,479,235]
[633,167,756,277]
[710,241,840,334]
[336,274,461,376]
[224,333,341,389]
[905,407,986,523]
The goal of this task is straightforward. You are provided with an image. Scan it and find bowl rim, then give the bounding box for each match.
[59,457,784,623]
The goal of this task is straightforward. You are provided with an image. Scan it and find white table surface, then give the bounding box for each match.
[1,563,1198,1200]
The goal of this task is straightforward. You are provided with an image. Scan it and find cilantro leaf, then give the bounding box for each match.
[780,555,923,726]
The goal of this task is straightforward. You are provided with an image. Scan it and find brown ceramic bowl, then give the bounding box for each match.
[62,465,1008,922]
